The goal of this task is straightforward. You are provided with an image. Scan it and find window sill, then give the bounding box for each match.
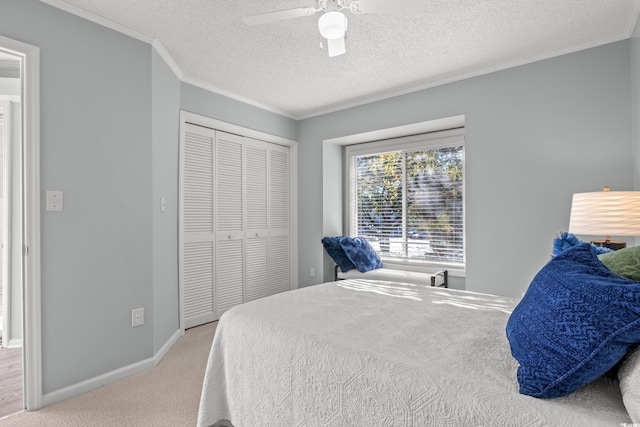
[379,258,466,278]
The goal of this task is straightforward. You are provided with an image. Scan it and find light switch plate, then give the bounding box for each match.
[46,191,64,212]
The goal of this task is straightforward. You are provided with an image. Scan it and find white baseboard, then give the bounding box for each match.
[153,328,184,365]
[6,338,22,349]
[42,328,184,408]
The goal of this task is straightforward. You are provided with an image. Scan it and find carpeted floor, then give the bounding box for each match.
[0,322,216,426]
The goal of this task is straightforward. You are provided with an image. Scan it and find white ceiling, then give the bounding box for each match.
[42,0,640,119]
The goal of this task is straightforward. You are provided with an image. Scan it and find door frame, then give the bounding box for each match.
[0,34,42,411]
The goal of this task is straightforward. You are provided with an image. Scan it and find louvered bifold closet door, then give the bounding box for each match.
[244,138,269,302]
[181,123,216,328]
[269,144,291,294]
[215,132,245,317]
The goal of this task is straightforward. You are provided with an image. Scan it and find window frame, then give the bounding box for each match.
[344,127,466,275]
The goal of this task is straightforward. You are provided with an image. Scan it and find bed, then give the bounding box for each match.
[196,269,636,426]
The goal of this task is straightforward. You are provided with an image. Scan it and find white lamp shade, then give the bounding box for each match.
[568,191,640,236]
[318,11,346,40]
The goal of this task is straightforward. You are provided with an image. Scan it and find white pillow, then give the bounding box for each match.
[619,345,640,423]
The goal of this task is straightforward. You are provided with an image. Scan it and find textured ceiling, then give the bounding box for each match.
[42,0,640,119]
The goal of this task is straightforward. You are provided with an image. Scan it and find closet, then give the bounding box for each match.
[180,119,294,329]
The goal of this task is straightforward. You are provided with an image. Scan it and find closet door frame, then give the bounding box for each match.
[178,110,298,331]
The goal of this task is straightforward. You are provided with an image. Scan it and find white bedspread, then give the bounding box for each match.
[197,280,631,426]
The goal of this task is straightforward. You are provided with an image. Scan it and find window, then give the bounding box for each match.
[345,128,464,270]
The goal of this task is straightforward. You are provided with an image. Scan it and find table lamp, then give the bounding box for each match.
[568,186,640,250]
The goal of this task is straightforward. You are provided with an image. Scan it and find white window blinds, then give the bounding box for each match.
[346,128,465,268]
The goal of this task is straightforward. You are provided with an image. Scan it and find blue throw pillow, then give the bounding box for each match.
[552,231,613,257]
[338,237,383,273]
[506,243,640,398]
[321,236,356,273]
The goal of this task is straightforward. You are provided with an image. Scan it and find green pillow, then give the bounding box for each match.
[598,246,640,281]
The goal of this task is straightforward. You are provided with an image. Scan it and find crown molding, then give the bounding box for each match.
[297,30,635,119]
[180,75,296,120]
[40,0,640,121]
[39,0,296,119]
[153,41,293,119]
[39,0,154,44]
[625,1,640,37]
[151,40,184,80]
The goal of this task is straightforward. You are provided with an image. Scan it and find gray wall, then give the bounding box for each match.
[299,40,634,298]
[0,0,298,398]
[151,49,181,353]
[0,0,155,393]
[180,83,298,142]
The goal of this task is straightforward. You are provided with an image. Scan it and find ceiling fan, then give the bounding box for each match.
[243,0,425,57]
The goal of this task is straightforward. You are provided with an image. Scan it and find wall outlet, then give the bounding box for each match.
[310,267,316,278]
[131,307,144,327]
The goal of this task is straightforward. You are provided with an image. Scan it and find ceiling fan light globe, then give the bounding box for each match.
[327,36,346,57]
[318,11,347,39]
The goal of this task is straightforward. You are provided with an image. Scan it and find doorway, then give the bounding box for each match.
[0,34,41,415]
[0,49,22,418]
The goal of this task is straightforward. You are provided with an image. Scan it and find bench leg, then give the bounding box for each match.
[430,270,448,288]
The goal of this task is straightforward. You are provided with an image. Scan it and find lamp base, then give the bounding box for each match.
[591,239,626,251]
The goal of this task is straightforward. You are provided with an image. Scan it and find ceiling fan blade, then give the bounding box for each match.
[327,36,346,57]
[243,7,317,26]
[351,0,425,14]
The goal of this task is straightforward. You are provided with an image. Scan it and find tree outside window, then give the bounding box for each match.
[354,145,463,264]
